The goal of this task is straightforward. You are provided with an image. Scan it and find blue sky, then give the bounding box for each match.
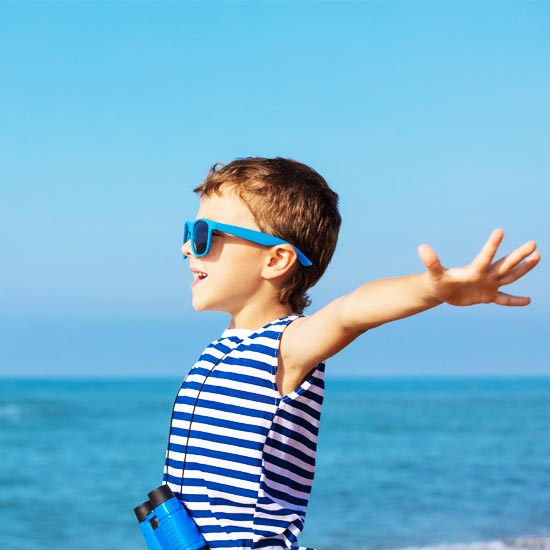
[1,2,548,378]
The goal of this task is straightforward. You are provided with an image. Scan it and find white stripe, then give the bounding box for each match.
[191,389,278,414]
[171,453,262,477]
[172,404,273,428]
[263,444,315,475]
[173,391,277,416]
[275,405,321,431]
[284,395,322,417]
[170,483,256,505]
[199,346,229,360]
[227,349,277,367]
[205,528,253,540]
[170,471,259,496]
[168,437,263,461]
[254,509,298,524]
[187,502,254,516]
[200,377,279,399]
[215,361,275,382]
[267,429,316,462]
[262,477,309,504]
[175,420,267,443]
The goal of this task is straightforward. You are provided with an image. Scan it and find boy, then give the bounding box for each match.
[162,157,539,550]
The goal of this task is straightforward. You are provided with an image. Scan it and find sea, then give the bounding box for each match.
[1,377,549,550]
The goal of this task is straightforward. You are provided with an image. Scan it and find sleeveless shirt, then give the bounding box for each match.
[163,316,325,550]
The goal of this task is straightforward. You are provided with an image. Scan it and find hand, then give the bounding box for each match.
[417,229,540,306]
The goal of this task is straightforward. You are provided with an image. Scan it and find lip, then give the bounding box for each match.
[190,266,208,287]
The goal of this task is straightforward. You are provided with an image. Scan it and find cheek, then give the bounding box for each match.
[226,251,266,285]
[220,240,267,265]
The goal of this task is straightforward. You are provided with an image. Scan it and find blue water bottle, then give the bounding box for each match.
[148,485,208,550]
[134,500,164,550]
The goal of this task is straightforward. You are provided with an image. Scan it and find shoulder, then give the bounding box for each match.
[276,316,318,395]
[278,298,365,392]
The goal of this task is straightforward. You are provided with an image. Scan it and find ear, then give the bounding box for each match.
[261,245,298,280]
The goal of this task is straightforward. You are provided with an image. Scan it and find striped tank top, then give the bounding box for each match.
[163,316,325,550]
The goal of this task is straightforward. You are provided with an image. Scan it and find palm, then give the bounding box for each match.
[418,229,539,307]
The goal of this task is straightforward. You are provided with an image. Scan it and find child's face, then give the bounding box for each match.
[182,190,272,318]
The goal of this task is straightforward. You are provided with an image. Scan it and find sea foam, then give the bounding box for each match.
[389,536,550,550]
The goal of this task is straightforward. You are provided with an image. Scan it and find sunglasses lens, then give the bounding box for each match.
[193,221,209,255]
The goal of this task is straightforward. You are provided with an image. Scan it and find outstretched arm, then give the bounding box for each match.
[278,230,540,394]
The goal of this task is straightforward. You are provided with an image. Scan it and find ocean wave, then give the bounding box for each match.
[387,536,550,550]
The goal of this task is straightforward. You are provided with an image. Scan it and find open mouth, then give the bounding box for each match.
[192,269,208,282]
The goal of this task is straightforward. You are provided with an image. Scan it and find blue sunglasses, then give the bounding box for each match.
[183,218,312,267]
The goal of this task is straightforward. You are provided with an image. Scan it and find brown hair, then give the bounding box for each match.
[193,157,341,313]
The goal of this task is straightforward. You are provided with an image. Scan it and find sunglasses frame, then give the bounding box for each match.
[183,218,312,267]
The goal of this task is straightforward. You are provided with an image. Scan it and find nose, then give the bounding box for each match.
[181,239,193,259]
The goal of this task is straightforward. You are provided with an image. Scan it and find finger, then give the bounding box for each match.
[497,252,541,285]
[418,244,445,277]
[494,240,538,276]
[493,291,531,307]
[472,228,504,271]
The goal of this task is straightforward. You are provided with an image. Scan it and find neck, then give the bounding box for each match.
[228,302,293,330]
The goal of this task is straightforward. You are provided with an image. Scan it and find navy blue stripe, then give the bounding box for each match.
[187,496,253,509]
[197,539,249,549]
[171,411,271,436]
[164,472,187,487]
[182,445,260,467]
[263,468,309,494]
[174,397,275,421]
[166,456,259,480]
[178,460,260,484]
[276,407,320,436]
[193,510,253,522]
[269,422,318,452]
[264,436,316,467]
[169,428,264,451]
[254,539,278,549]
[253,529,282,538]
[252,517,290,529]
[272,410,319,446]
[253,328,285,341]
[263,453,315,480]
[223,335,246,345]
[297,389,323,407]
[178,478,258,499]
[198,382,278,405]
[180,379,277,406]
[226,342,277,357]
[197,351,228,365]
[254,534,300,549]
[208,367,275,390]
[256,503,299,518]
[259,481,309,508]
[282,398,322,422]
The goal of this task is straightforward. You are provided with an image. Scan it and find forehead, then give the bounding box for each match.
[195,189,259,229]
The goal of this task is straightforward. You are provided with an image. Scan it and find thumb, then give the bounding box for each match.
[418,244,445,277]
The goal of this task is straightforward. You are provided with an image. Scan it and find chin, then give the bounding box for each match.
[192,296,219,312]
[192,300,208,312]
